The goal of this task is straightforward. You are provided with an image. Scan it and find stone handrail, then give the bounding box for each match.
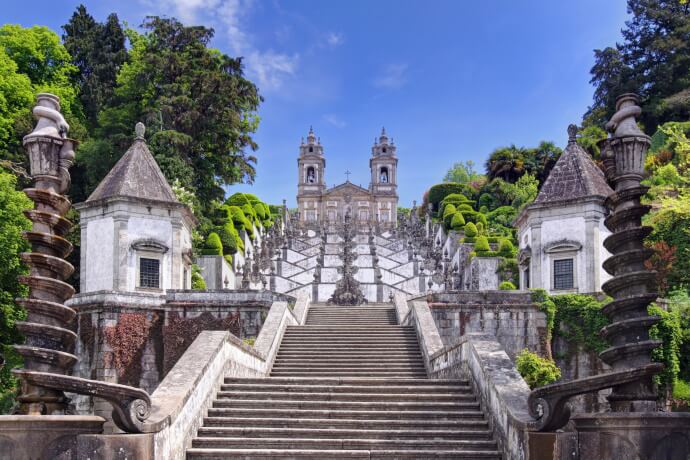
[404,294,535,460]
[126,295,307,459]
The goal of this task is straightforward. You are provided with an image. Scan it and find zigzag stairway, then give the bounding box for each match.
[186,303,501,459]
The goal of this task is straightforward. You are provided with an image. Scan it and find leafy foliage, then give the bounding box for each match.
[551,294,610,353]
[191,264,206,290]
[585,0,690,130]
[499,281,516,290]
[78,16,261,212]
[0,170,31,404]
[516,349,561,389]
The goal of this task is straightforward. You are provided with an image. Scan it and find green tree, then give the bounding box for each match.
[0,170,32,407]
[62,5,127,130]
[586,0,690,130]
[485,145,526,183]
[81,17,262,214]
[0,24,84,171]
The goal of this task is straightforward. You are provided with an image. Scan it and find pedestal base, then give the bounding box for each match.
[573,412,690,460]
[0,415,104,460]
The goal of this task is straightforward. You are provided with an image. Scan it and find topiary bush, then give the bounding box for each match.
[216,220,239,255]
[229,206,254,239]
[450,212,466,231]
[474,235,491,255]
[516,349,561,389]
[428,183,467,214]
[499,281,516,290]
[497,238,516,258]
[443,204,457,228]
[201,232,223,256]
[464,222,478,238]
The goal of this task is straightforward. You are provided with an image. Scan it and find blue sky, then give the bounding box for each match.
[3,0,630,207]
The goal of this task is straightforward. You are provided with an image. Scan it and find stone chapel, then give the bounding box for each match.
[296,127,399,228]
[75,123,195,294]
[515,125,613,294]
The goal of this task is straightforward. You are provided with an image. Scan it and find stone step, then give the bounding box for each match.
[269,372,428,378]
[213,399,477,411]
[191,437,498,451]
[201,416,488,430]
[283,332,416,337]
[206,407,488,420]
[276,346,420,351]
[222,378,465,385]
[272,359,425,366]
[196,426,493,440]
[219,383,469,393]
[271,364,426,371]
[278,340,420,346]
[274,352,424,358]
[286,326,414,331]
[215,391,474,402]
[186,448,501,459]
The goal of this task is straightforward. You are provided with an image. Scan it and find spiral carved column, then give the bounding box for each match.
[599,93,661,411]
[12,94,78,415]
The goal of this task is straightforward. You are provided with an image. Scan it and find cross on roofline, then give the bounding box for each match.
[345,170,351,181]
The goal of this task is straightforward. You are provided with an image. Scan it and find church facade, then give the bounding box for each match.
[296,127,399,228]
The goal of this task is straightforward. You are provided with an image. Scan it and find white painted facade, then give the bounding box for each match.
[516,199,612,294]
[76,198,195,294]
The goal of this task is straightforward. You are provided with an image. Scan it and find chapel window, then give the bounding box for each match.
[309,147,313,153]
[306,166,316,183]
[140,258,160,289]
[553,259,574,290]
[380,167,389,183]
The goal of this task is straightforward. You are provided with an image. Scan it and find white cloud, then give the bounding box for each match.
[326,32,344,47]
[323,114,346,128]
[246,50,299,91]
[373,63,409,90]
[141,0,298,91]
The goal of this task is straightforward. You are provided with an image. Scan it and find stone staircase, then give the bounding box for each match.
[186,303,501,459]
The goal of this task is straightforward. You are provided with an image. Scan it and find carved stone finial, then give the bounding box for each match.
[605,93,644,137]
[24,93,69,140]
[567,124,578,144]
[135,122,146,140]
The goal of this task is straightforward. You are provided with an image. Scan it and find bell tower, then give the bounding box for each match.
[370,127,399,226]
[370,127,397,194]
[297,126,326,223]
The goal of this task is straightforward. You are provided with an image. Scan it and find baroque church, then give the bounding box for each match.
[296,127,399,228]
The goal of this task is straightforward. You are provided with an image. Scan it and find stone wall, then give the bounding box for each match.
[67,289,294,431]
[427,291,549,359]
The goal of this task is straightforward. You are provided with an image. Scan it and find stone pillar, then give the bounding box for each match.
[530,223,543,289]
[584,214,600,293]
[113,215,129,291]
[171,221,182,289]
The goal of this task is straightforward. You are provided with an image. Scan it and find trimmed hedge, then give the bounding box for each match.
[497,238,516,258]
[428,183,467,213]
[464,222,478,238]
[202,232,223,256]
[499,281,517,290]
[450,212,466,231]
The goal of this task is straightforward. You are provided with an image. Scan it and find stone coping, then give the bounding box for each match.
[404,293,535,459]
[430,333,537,459]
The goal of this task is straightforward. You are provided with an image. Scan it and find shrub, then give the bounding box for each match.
[464,222,478,237]
[216,221,239,255]
[476,222,485,235]
[191,264,207,290]
[516,349,561,389]
[456,204,473,212]
[474,235,490,254]
[224,254,233,266]
[225,192,251,207]
[450,212,466,231]
[497,238,516,258]
[499,281,516,290]
[442,204,457,228]
[229,206,254,239]
[428,183,467,214]
[201,232,223,256]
